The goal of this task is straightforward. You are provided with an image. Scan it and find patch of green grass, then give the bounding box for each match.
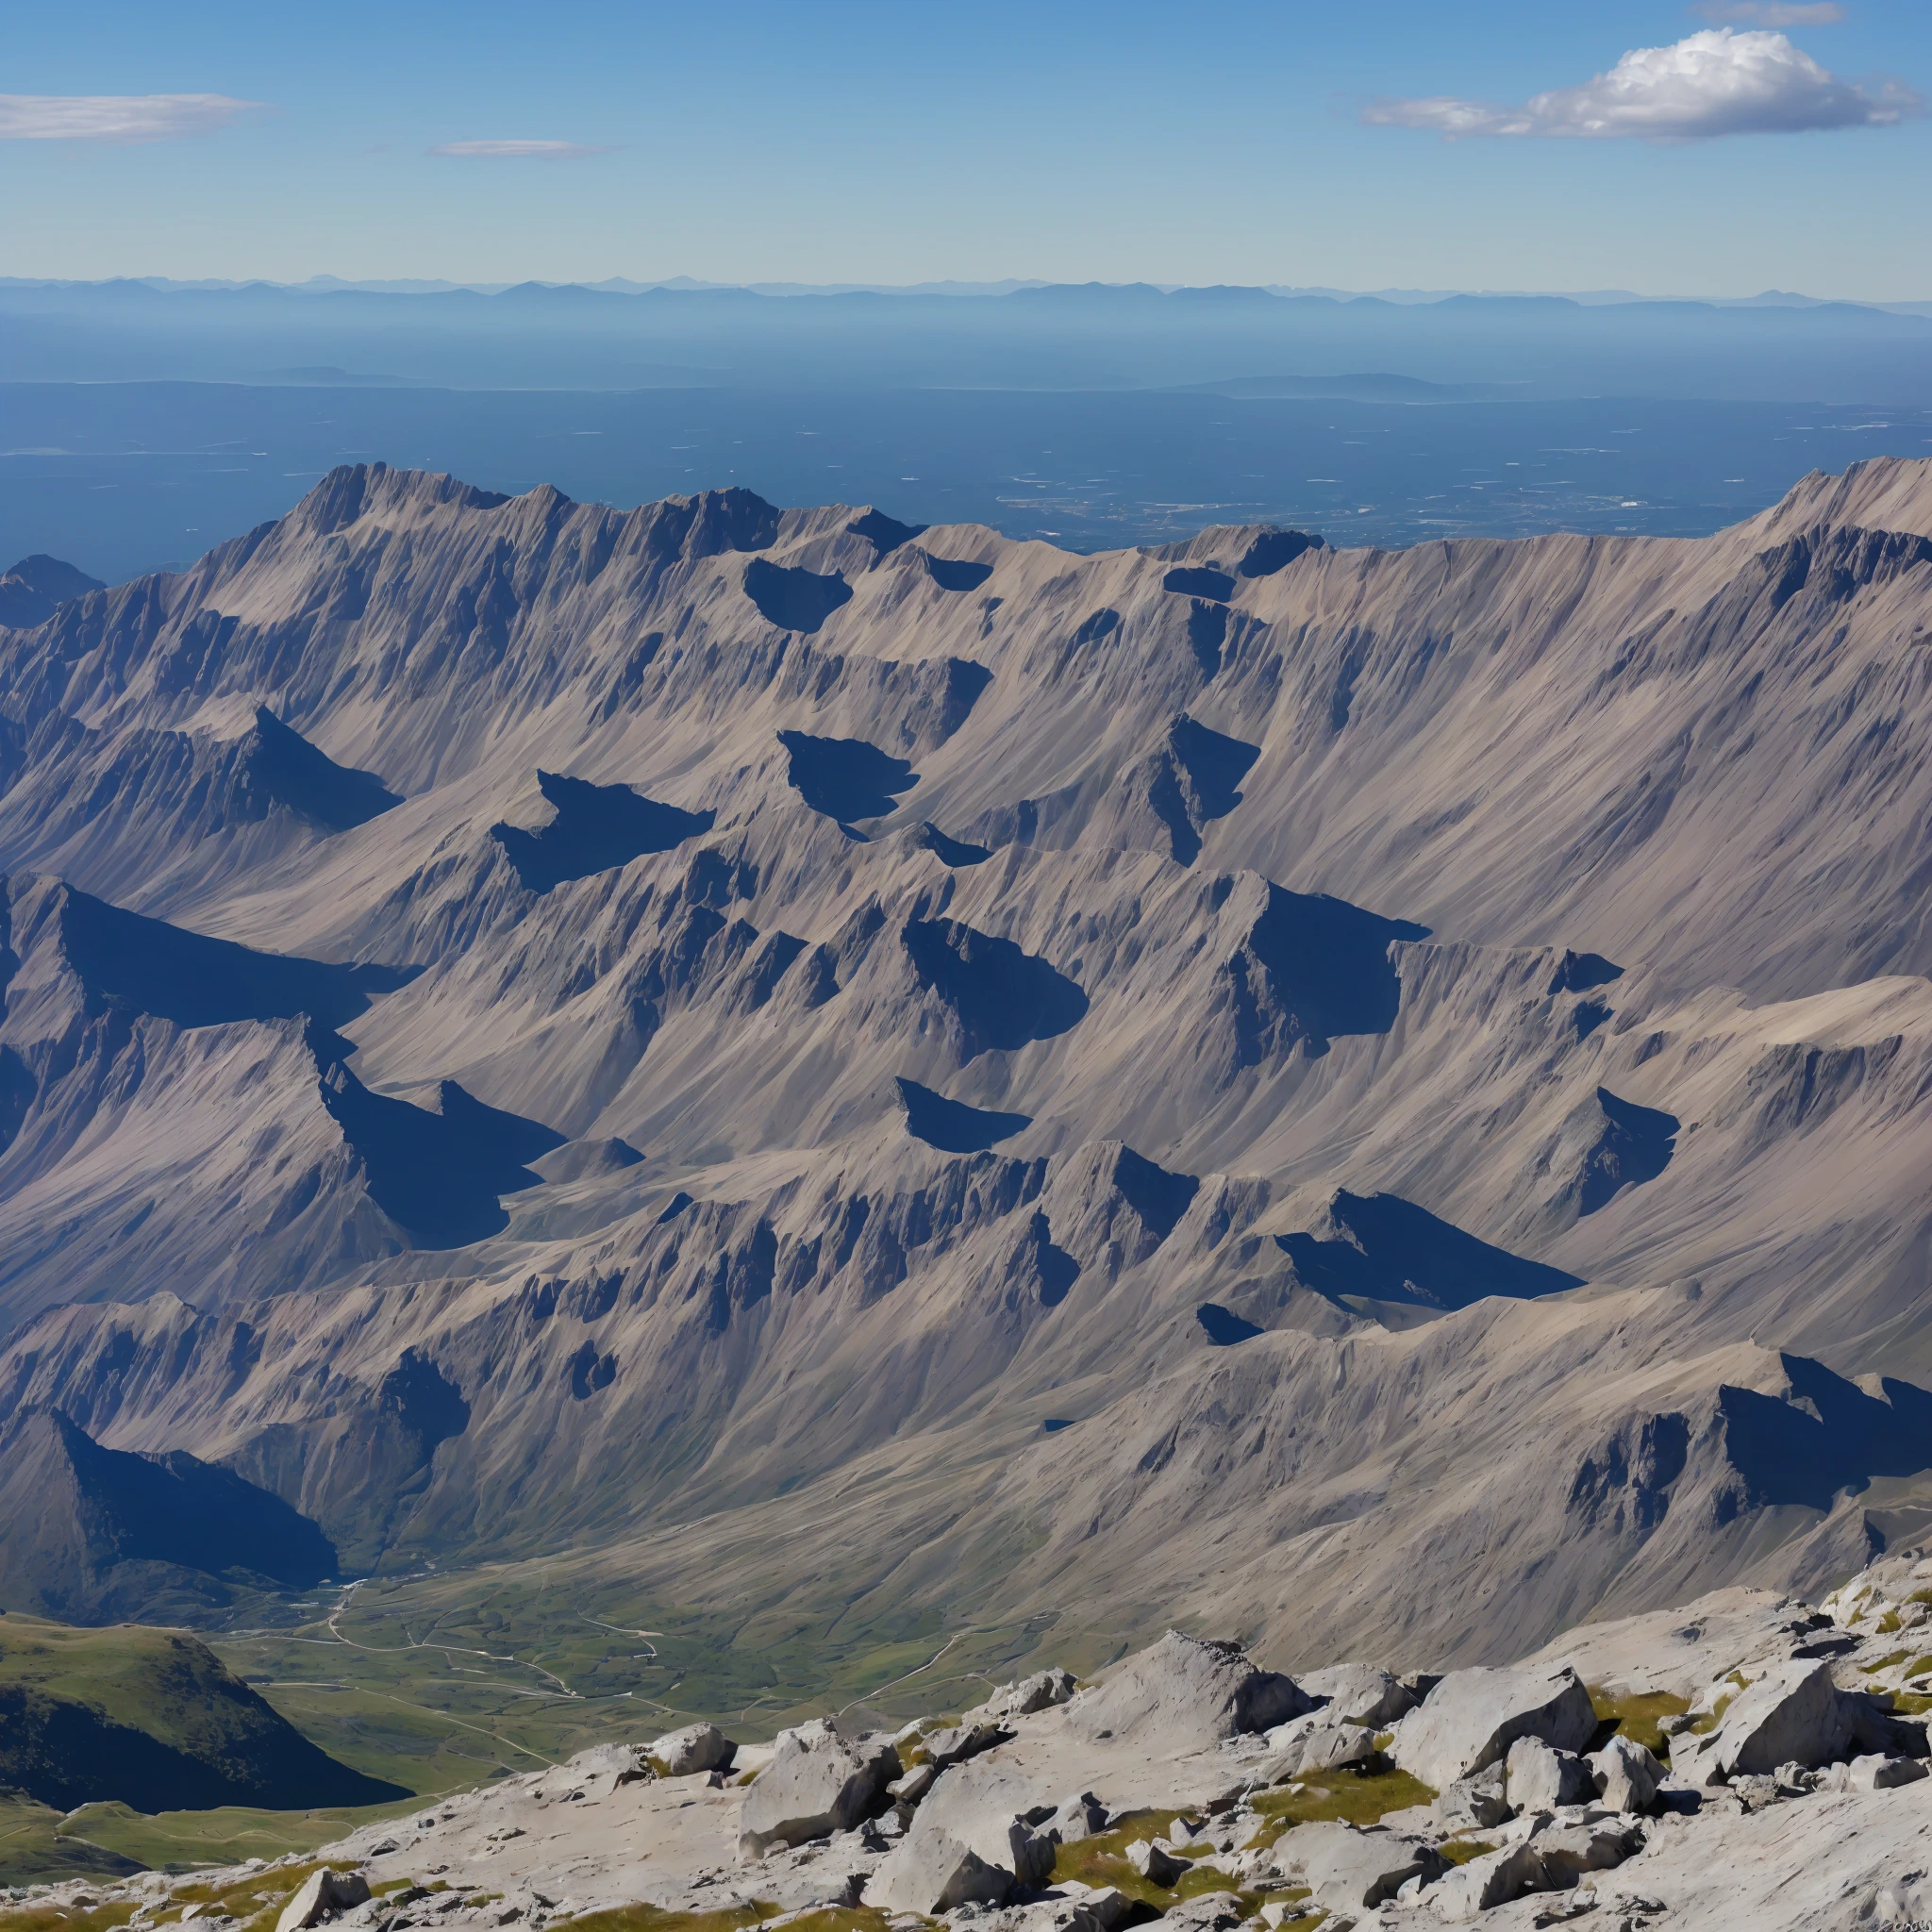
[1439,1840,1494,1867]
[1586,1686,1690,1755]
[1248,1766,1437,1843]
[1859,1652,1909,1676]
[54,1797,421,1874]
[0,1790,143,1889]
[0,1859,341,1932]
[1877,1610,1904,1635]
[559,1906,779,1932]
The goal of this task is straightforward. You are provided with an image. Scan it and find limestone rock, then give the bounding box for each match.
[1589,1734,1664,1814]
[1390,1664,1596,1790]
[1275,1820,1447,1910]
[1426,1841,1547,1920]
[1125,1839,1187,1886]
[1504,1736,1594,1812]
[1533,1818,1642,1882]
[1432,1764,1509,1832]
[908,1761,1057,1885]
[1067,1631,1307,1753]
[649,1724,737,1777]
[1297,1663,1418,1729]
[1673,1658,1924,1785]
[1846,1753,1930,1791]
[865,1828,1013,1914]
[920,1719,1012,1770]
[1158,1892,1246,1932]
[275,1870,371,1932]
[1043,1793,1110,1843]
[739,1720,900,1856]
[973,1669,1078,1721]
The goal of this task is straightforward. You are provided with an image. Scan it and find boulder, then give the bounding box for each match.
[1427,1841,1547,1921]
[973,1668,1078,1720]
[1504,1736,1594,1812]
[1158,1892,1246,1932]
[1067,1630,1308,1753]
[739,1720,901,1856]
[1125,1839,1187,1887]
[538,1742,649,1798]
[276,1871,371,1932]
[865,1828,1013,1914]
[1275,1821,1447,1910]
[1035,1884,1133,1932]
[1673,1658,1926,1786]
[1847,1754,1931,1791]
[648,1723,736,1777]
[908,1761,1058,1884]
[1390,1664,1596,1791]
[1044,1792,1111,1842]
[1432,1764,1508,1833]
[1297,1662,1419,1729]
[920,1719,1011,1769]
[1588,1734,1663,1814]
[1532,1819,1642,1883]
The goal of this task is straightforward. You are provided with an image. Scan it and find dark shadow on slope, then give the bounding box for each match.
[778,730,918,825]
[1718,1356,1932,1513]
[1113,1145,1200,1240]
[1238,529,1324,578]
[1276,1190,1584,1313]
[1551,949,1624,995]
[491,770,715,891]
[1197,1303,1265,1345]
[58,888,417,1032]
[317,1055,565,1248]
[1163,565,1235,602]
[902,918,1089,1060]
[915,822,992,867]
[1186,600,1229,675]
[656,1190,695,1224]
[1227,884,1430,1058]
[848,508,926,555]
[1578,1088,1679,1214]
[247,708,401,832]
[896,1076,1032,1153]
[743,558,853,633]
[920,552,994,593]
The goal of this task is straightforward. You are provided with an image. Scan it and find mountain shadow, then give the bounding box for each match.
[1237,530,1324,578]
[901,918,1089,1060]
[491,770,714,891]
[896,1077,1032,1153]
[919,552,994,593]
[1224,883,1430,1060]
[744,558,853,633]
[778,730,918,825]
[1717,1356,1932,1513]
[1163,565,1235,603]
[317,1054,566,1247]
[1276,1190,1584,1313]
[848,508,926,555]
[1578,1088,1679,1214]
[245,708,401,832]
[57,887,416,1032]
[1135,715,1262,863]
[0,1406,340,1624]
[1197,1303,1265,1345]
[914,822,991,867]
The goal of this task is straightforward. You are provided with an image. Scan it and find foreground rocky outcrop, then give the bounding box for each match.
[15,1564,1932,1931]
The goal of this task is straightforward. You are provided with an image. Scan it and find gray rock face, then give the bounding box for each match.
[909,1761,1057,1885]
[1850,1753,1930,1791]
[1297,1662,1418,1729]
[973,1669,1078,1720]
[919,1719,1011,1770]
[1589,1733,1663,1813]
[1533,1817,1643,1883]
[1432,1763,1509,1832]
[648,1724,736,1777]
[1391,1663,1596,1790]
[864,1827,1012,1913]
[1125,1838,1187,1886]
[738,1720,899,1856]
[1504,1736,1594,1812]
[1068,1631,1307,1753]
[1255,1713,1381,1784]
[1276,1820,1447,1910]
[1044,1792,1111,1842]
[275,1870,371,1932]
[1426,1840,1547,1921]
[1673,1658,1924,1785]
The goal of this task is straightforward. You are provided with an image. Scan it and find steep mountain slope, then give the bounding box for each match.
[1,458,1930,1668]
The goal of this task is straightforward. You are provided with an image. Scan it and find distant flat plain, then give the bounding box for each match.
[4,381,1929,583]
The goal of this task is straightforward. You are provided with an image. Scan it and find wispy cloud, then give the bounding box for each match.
[1363,28,1921,141]
[429,139,605,159]
[1694,3,1846,25]
[0,93,263,142]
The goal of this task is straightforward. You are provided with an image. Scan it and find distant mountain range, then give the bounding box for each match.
[2,456,1932,1677]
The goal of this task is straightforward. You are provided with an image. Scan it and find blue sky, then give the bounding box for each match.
[7,0,1932,296]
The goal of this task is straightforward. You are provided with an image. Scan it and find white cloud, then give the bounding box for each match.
[1363,28,1922,141]
[0,93,262,142]
[430,139,603,159]
[1695,4,1846,25]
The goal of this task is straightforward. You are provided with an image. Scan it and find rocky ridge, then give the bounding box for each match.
[2,458,1932,1666]
[16,1560,1932,1930]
